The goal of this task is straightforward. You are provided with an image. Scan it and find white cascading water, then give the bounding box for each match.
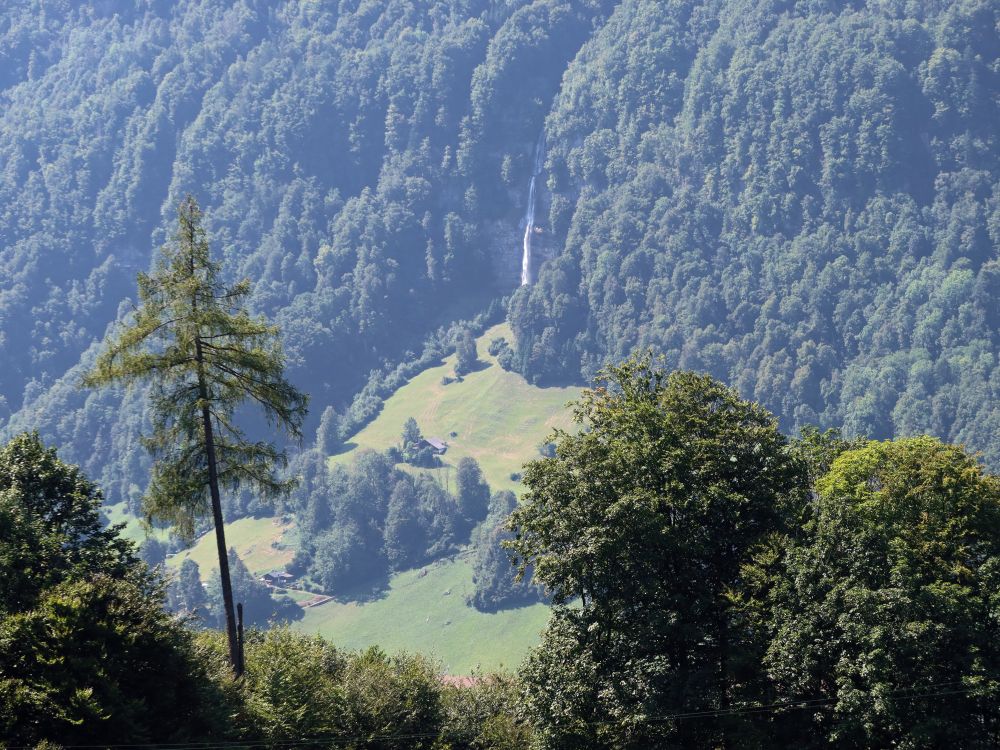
[521,132,546,286]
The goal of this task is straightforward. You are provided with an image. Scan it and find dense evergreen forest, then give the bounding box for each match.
[0,0,997,513]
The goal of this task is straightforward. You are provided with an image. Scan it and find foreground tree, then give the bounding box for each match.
[764,437,1000,747]
[0,434,228,745]
[83,196,307,675]
[0,432,135,614]
[507,358,805,748]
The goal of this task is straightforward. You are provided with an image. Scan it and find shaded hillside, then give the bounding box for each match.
[0,0,613,506]
[510,0,1000,465]
[1,0,997,517]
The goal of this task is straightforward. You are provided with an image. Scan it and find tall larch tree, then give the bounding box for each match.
[83,196,308,676]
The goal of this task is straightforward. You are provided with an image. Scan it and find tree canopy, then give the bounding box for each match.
[3,0,995,519]
[83,195,307,674]
[0,433,228,745]
[508,361,1000,748]
[508,357,805,747]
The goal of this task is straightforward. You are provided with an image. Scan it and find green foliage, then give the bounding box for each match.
[487,337,509,357]
[293,449,472,593]
[169,558,210,623]
[83,196,308,538]
[2,0,998,537]
[384,480,427,570]
[0,433,228,746]
[506,360,1000,748]
[200,627,460,750]
[469,491,543,612]
[402,416,438,467]
[0,430,531,746]
[0,432,136,614]
[221,627,346,743]
[402,417,423,451]
[0,0,605,513]
[456,456,490,528]
[789,425,866,483]
[338,647,445,750]
[441,673,536,750]
[0,574,230,746]
[507,356,806,747]
[316,406,341,455]
[509,0,1000,468]
[763,437,1000,747]
[83,195,307,673]
[205,548,302,629]
[455,326,480,375]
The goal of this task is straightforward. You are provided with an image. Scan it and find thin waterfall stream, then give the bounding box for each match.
[521,132,546,286]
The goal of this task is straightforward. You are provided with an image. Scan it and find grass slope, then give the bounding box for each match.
[143,323,579,673]
[304,325,580,672]
[297,552,551,674]
[332,322,580,493]
[104,502,168,544]
[167,516,295,580]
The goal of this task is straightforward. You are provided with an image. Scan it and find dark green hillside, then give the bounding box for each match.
[0,0,615,507]
[511,0,1000,464]
[1,0,998,515]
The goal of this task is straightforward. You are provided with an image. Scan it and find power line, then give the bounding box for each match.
[8,680,990,749]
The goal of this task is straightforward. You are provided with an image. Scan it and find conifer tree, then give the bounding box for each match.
[83,196,307,676]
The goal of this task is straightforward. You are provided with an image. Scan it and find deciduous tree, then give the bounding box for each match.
[508,357,805,748]
[765,438,1000,747]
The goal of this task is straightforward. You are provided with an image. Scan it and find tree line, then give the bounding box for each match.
[3,357,997,747]
[11,0,996,519]
[287,420,543,611]
[508,357,1000,748]
[509,0,1000,469]
[0,431,530,747]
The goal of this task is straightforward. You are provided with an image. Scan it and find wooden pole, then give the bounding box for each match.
[236,602,245,677]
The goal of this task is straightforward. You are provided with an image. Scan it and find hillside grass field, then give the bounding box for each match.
[151,323,581,672]
[331,322,581,493]
[167,516,296,580]
[104,502,169,544]
[303,323,579,671]
[296,552,551,674]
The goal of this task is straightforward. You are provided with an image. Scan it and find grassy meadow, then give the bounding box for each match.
[331,322,581,493]
[167,516,296,580]
[145,323,581,672]
[296,552,551,674]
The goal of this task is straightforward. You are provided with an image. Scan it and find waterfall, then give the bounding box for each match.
[521,132,546,286]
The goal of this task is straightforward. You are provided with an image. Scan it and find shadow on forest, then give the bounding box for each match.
[330,570,392,605]
[327,441,358,458]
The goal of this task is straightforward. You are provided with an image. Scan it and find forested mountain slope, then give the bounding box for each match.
[1,0,997,510]
[511,0,1000,465]
[0,0,614,505]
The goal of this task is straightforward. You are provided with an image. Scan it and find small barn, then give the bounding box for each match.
[419,437,448,455]
[260,570,295,587]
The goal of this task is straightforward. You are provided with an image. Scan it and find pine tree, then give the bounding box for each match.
[83,196,307,676]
